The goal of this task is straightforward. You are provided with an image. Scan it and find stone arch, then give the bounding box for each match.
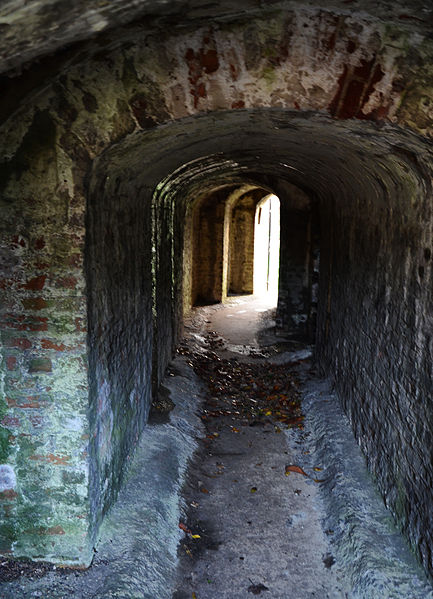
[85,107,433,567]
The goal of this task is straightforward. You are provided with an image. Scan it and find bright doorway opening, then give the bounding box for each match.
[254,194,280,303]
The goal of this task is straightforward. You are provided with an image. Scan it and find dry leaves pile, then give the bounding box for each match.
[180,333,304,430]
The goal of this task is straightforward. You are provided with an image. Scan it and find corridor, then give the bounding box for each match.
[173,296,347,598]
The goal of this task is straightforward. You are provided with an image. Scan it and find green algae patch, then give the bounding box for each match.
[0,394,8,422]
[262,66,277,87]
[0,427,11,462]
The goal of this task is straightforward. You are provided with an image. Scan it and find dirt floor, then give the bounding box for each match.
[172,296,349,598]
[172,295,433,599]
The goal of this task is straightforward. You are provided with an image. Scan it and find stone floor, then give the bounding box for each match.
[1,295,433,598]
[173,296,433,599]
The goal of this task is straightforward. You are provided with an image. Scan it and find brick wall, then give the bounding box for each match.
[0,110,91,564]
[315,148,433,575]
[229,194,257,295]
[86,174,153,538]
[192,190,227,304]
[275,182,316,340]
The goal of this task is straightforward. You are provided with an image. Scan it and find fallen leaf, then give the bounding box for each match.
[232,427,240,433]
[179,522,191,534]
[247,583,269,594]
[200,487,209,494]
[313,466,323,472]
[192,593,197,599]
[323,553,336,568]
[191,534,201,539]
[285,464,308,477]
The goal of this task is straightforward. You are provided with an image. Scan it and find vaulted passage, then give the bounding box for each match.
[87,109,433,575]
[1,1,433,594]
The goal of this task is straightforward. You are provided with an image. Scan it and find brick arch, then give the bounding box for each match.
[87,108,433,576]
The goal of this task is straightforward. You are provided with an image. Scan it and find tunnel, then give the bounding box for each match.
[0,0,433,588]
[87,109,433,568]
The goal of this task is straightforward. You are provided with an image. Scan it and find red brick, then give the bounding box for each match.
[11,236,26,248]
[34,237,46,250]
[5,338,31,350]
[75,318,86,332]
[7,397,44,409]
[2,314,48,331]
[352,56,376,80]
[0,278,12,290]
[27,317,48,331]
[29,453,70,465]
[200,48,219,74]
[41,339,66,351]
[1,416,20,428]
[0,490,18,500]
[6,357,17,371]
[29,414,43,427]
[23,275,46,291]
[22,298,48,311]
[55,276,78,289]
[339,79,365,119]
[68,254,82,268]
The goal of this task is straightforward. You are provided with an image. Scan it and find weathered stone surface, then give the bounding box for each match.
[315,133,433,574]
[228,191,261,295]
[1,0,433,77]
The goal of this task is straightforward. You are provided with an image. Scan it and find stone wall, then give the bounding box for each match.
[229,193,257,295]
[0,109,91,564]
[275,182,315,340]
[192,190,227,305]
[315,143,433,575]
[86,174,153,538]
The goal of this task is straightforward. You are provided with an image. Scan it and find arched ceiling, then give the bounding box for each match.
[1,0,432,75]
[92,109,432,219]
